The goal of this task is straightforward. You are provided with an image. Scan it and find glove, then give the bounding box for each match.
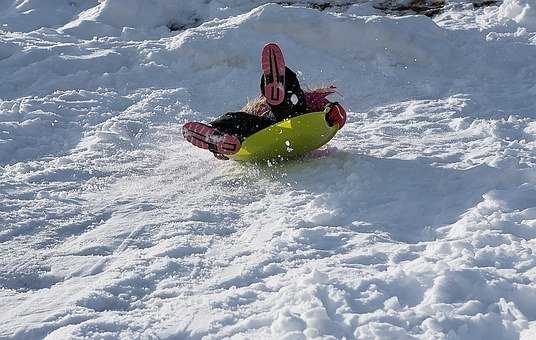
[324,102,347,128]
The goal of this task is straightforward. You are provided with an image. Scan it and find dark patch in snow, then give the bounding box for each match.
[276,0,447,17]
[473,0,498,8]
[167,17,202,32]
[375,0,446,17]
[276,1,357,12]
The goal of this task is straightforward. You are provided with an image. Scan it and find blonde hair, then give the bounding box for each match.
[241,95,269,116]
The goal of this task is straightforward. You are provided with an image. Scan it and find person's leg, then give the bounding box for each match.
[183,112,276,157]
[182,121,241,156]
[261,67,307,121]
[210,112,275,141]
[260,43,286,106]
[259,43,307,121]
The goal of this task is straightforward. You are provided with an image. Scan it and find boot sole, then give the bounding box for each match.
[182,122,241,155]
[261,43,286,106]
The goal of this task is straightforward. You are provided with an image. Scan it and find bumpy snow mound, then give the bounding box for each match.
[169,4,449,70]
[61,0,355,38]
[1,0,466,37]
[2,0,361,35]
[498,0,536,30]
[0,0,98,32]
[63,0,207,32]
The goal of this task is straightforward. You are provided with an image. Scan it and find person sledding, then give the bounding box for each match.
[182,43,346,160]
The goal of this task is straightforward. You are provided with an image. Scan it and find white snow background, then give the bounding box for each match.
[1,0,536,339]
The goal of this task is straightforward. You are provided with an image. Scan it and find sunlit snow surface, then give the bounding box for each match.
[1,0,536,339]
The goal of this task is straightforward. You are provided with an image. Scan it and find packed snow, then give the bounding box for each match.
[1,0,536,339]
[498,0,536,30]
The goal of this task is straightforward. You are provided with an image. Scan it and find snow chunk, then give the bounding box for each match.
[499,0,536,31]
[271,309,307,336]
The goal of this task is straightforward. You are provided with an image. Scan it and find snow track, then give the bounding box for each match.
[1,1,536,339]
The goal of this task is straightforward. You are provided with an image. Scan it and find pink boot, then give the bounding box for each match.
[261,43,286,106]
[182,122,241,155]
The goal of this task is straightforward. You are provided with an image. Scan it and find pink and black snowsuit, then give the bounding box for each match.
[210,67,344,140]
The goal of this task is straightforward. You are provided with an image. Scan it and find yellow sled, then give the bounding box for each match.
[228,110,342,161]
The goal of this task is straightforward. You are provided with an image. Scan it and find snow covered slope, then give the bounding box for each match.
[1,0,536,339]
